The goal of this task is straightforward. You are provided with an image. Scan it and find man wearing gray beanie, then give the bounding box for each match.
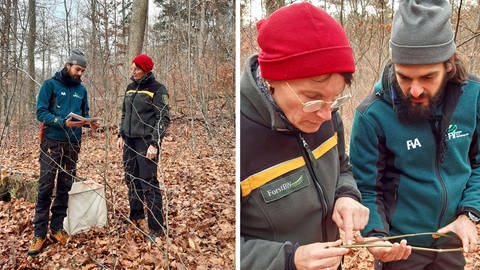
[67,49,87,68]
[28,49,99,256]
[350,0,480,269]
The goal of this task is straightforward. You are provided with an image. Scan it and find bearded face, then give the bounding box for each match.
[393,78,447,124]
[66,64,85,83]
[392,63,450,125]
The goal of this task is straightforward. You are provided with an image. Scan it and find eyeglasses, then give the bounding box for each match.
[285,82,352,113]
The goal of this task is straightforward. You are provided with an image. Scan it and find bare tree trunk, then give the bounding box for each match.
[127,0,148,61]
[197,1,207,62]
[469,0,480,72]
[27,0,36,115]
[40,9,46,80]
[0,0,12,125]
[187,0,196,151]
[340,0,344,26]
[265,0,283,16]
[64,0,71,53]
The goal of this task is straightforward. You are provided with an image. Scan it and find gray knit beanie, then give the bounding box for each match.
[390,0,455,64]
[67,49,87,67]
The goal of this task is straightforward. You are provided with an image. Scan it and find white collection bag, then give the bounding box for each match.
[63,180,108,235]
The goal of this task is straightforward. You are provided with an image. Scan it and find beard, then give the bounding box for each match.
[393,78,447,125]
[69,73,82,83]
[66,67,82,83]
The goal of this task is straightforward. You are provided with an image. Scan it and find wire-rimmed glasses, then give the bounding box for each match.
[285,81,352,113]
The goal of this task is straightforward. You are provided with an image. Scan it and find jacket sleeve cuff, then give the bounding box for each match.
[335,186,361,202]
[149,140,159,148]
[286,242,299,270]
[58,118,65,128]
[366,229,389,238]
[456,206,480,217]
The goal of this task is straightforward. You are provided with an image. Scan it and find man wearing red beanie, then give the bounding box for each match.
[240,2,409,270]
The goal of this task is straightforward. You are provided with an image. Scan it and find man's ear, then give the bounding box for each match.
[446,55,455,73]
[446,62,453,73]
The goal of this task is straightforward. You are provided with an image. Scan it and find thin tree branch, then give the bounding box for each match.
[454,0,463,42]
[457,32,480,48]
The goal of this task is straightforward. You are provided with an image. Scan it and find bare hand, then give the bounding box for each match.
[90,120,100,130]
[146,145,158,159]
[358,236,411,262]
[65,117,86,128]
[294,240,348,270]
[117,137,124,151]
[332,197,369,244]
[436,214,478,252]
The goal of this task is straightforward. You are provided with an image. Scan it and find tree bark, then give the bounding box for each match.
[265,0,283,16]
[64,0,71,54]
[27,0,36,113]
[469,0,480,72]
[127,0,148,62]
[0,0,12,123]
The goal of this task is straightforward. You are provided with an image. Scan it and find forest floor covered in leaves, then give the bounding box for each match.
[0,115,235,270]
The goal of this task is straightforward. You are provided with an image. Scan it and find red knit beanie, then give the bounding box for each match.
[257,2,355,81]
[132,54,154,73]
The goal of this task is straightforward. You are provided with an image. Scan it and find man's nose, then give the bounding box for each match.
[410,81,424,98]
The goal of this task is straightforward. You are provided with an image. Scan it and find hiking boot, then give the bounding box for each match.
[146,229,163,242]
[27,236,46,256]
[48,229,69,245]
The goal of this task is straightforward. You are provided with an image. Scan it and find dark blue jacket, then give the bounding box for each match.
[350,64,480,247]
[36,69,90,143]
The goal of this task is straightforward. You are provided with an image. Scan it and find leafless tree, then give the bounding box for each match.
[127,0,148,62]
[266,0,284,15]
[27,0,36,114]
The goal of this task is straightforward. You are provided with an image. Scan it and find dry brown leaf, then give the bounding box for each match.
[172,261,187,270]
[188,237,196,250]
[81,263,98,270]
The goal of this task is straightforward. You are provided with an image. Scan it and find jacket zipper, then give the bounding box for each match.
[127,85,140,136]
[68,87,72,137]
[431,122,447,247]
[297,133,329,240]
[434,155,447,242]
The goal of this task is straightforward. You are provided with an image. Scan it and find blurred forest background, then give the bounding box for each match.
[241,0,480,141]
[241,0,480,269]
[0,0,235,269]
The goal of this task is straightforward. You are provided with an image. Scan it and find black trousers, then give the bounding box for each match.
[33,138,80,237]
[123,137,164,231]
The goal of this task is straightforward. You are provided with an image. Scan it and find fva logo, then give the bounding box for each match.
[406,138,422,150]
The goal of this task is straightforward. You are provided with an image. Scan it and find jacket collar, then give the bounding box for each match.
[240,54,296,132]
[54,68,82,86]
[131,72,155,85]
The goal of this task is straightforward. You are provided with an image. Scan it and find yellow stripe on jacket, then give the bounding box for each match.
[241,133,338,197]
[126,90,154,98]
